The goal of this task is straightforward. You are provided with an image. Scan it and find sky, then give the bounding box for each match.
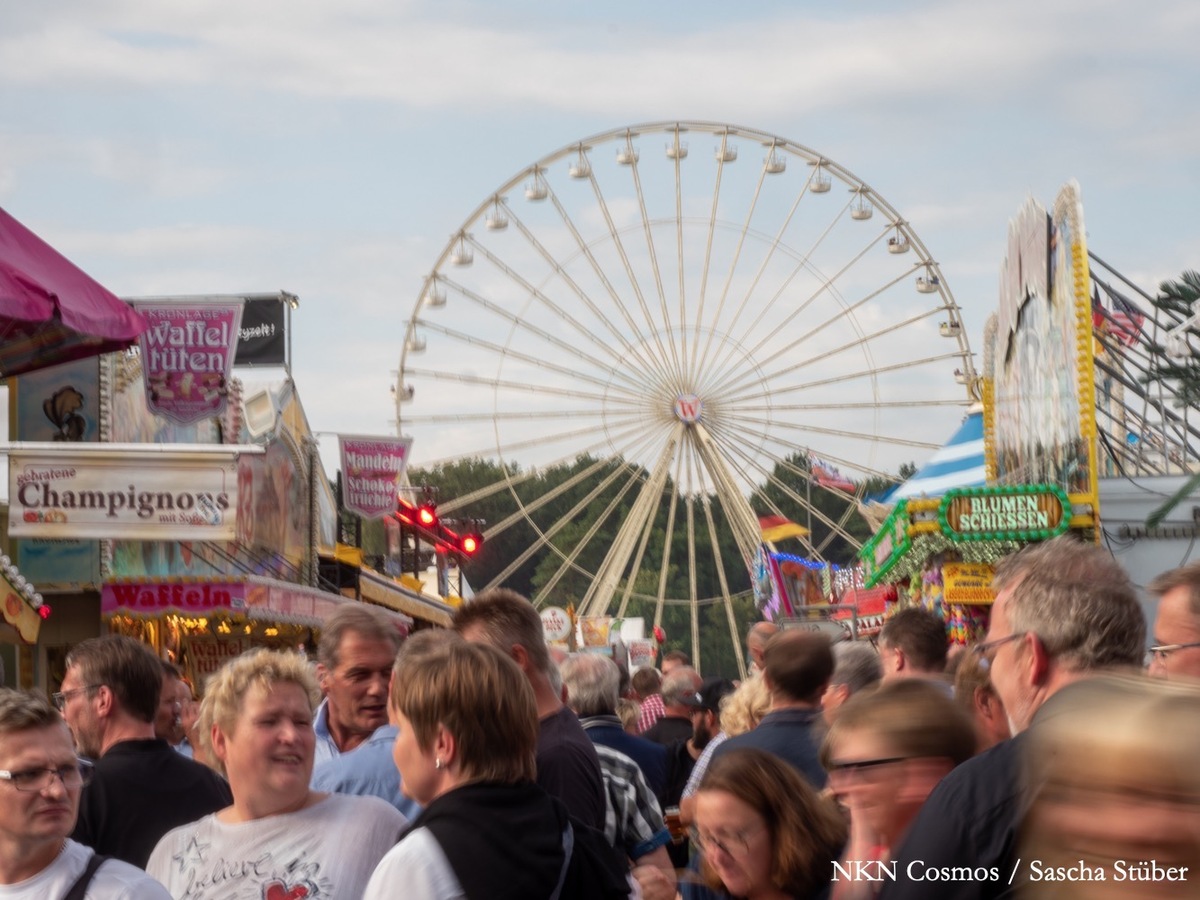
[2,0,1198,479]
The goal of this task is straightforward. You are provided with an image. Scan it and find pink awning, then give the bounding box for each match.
[0,206,148,377]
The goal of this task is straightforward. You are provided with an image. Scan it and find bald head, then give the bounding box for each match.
[747,621,779,669]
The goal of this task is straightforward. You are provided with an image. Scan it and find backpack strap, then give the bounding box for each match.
[549,822,575,900]
[62,850,108,900]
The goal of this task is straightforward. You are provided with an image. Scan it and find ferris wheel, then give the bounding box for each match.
[396,121,976,674]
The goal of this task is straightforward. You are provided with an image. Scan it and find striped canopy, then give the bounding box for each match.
[886,411,986,501]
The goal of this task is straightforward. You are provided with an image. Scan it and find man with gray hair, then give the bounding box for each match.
[559,654,675,888]
[881,536,1146,900]
[821,640,882,726]
[641,666,702,746]
[0,688,170,896]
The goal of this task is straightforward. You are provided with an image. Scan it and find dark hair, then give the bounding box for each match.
[699,748,846,896]
[662,650,690,667]
[763,631,834,703]
[65,634,163,724]
[452,588,551,675]
[631,667,661,698]
[317,603,401,670]
[880,607,948,673]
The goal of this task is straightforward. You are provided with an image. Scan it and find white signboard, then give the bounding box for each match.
[7,443,261,541]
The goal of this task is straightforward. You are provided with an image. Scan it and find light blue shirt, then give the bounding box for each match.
[312,699,341,766]
[311,723,422,820]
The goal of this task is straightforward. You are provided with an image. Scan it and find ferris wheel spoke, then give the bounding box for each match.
[691,157,772,387]
[714,436,864,550]
[715,303,945,407]
[688,130,732,388]
[583,161,684,391]
[524,193,680,388]
[400,365,632,406]
[581,428,682,617]
[698,494,748,680]
[761,352,967,398]
[733,398,968,413]
[497,198,674,387]
[487,438,660,595]
[411,317,654,396]
[719,411,940,451]
[435,269,651,397]
[705,228,894,394]
[652,452,685,630]
[532,460,650,608]
[627,139,684,381]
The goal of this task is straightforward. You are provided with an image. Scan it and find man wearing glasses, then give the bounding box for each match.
[0,688,169,897]
[880,536,1145,900]
[1146,562,1200,680]
[57,635,232,869]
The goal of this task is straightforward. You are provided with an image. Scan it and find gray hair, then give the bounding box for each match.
[830,642,883,695]
[316,603,401,670]
[661,666,701,705]
[994,536,1145,671]
[560,653,620,717]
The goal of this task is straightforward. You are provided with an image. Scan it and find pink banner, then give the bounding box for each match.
[339,434,413,520]
[102,581,246,615]
[133,299,244,425]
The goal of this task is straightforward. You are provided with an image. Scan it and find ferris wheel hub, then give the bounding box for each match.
[673,393,704,424]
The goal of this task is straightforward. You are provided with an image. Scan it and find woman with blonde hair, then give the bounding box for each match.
[364,632,628,899]
[147,648,407,897]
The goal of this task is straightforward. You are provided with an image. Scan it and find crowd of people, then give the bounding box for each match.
[2,535,1200,898]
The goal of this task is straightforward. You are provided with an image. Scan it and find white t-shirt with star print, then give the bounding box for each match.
[146,793,406,900]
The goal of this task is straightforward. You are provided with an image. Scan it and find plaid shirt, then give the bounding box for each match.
[591,742,671,860]
[636,693,666,734]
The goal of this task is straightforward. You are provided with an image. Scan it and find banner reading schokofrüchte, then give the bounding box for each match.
[131,298,244,425]
[339,435,414,520]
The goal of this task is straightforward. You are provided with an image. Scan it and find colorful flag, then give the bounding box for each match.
[1108,291,1146,346]
[811,458,856,491]
[758,515,809,542]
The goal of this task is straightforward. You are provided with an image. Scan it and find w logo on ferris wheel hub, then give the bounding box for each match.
[674,393,704,424]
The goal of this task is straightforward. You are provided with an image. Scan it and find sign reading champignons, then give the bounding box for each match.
[938,485,1070,542]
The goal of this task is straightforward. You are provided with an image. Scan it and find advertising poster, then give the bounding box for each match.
[13,357,100,443]
[339,435,413,520]
[234,297,288,366]
[132,298,244,425]
[8,444,244,541]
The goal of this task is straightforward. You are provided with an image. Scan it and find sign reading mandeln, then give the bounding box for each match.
[339,435,414,520]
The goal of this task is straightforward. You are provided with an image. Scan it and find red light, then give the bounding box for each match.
[416,504,438,528]
[37,605,51,620]
[461,535,480,555]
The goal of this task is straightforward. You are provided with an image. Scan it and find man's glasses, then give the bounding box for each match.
[826,756,911,783]
[972,632,1026,667]
[691,823,763,857]
[51,685,101,711]
[1148,642,1200,663]
[0,759,94,792]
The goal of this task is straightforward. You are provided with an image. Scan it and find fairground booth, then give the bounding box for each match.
[2,294,453,694]
[857,182,1104,643]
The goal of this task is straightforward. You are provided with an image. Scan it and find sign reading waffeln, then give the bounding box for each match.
[7,443,261,541]
[939,485,1070,542]
[339,435,414,520]
[131,298,244,425]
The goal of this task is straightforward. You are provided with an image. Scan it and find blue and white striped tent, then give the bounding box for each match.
[886,411,986,502]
